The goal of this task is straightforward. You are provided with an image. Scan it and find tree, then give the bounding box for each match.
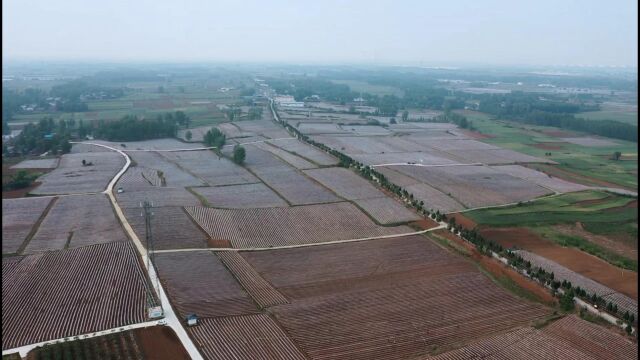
[389,118,397,124]
[402,110,409,122]
[612,151,622,160]
[559,289,575,312]
[185,130,192,141]
[232,145,246,165]
[4,170,36,190]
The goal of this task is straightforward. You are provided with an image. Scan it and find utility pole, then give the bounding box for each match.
[142,200,163,319]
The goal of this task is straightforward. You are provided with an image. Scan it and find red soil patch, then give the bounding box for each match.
[208,238,232,248]
[433,229,555,304]
[409,217,439,230]
[448,212,477,230]
[479,227,638,299]
[135,326,190,360]
[2,182,42,198]
[531,142,567,150]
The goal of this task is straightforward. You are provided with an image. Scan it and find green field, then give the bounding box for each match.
[331,79,404,97]
[465,190,638,270]
[577,110,638,126]
[465,190,636,227]
[458,110,638,189]
[9,84,239,128]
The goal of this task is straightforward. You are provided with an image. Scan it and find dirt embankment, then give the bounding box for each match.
[479,227,638,299]
[410,217,439,230]
[433,229,555,305]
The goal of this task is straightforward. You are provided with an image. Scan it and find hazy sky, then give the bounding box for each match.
[3,0,637,67]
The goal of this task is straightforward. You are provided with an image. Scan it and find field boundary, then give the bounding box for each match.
[16,196,57,254]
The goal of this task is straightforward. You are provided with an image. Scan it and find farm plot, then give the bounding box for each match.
[2,242,151,350]
[297,123,344,135]
[303,167,384,200]
[417,138,500,151]
[353,152,458,165]
[117,187,201,208]
[354,197,421,225]
[123,206,209,250]
[127,152,204,187]
[117,166,163,190]
[160,150,258,186]
[515,250,637,317]
[340,125,392,136]
[2,197,53,254]
[391,165,552,209]
[270,138,338,166]
[252,168,342,205]
[9,158,58,169]
[70,143,111,153]
[311,135,399,154]
[192,183,287,209]
[243,236,549,360]
[405,183,467,213]
[445,148,554,165]
[26,194,127,253]
[233,120,290,139]
[25,326,190,360]
[429,315,638,360]
[186,202,412,248]
[154,251,259,318]
[490,165,590,193]
[561,137,619,147]
[189,314,306,360]
[243,145,294,173]
[178,125,211,142]
[252,142,317,169]
[32,152,124,195]
[216,252,288,308]
[217,122,254,139]
[94,138,202,151]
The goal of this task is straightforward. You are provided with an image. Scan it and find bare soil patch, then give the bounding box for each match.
[554,223,637,261]
[409,217,439,230]
[135,326,190,360]
[479,227,638,299]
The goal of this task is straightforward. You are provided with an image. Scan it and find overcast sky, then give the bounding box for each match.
[3,0,637,67]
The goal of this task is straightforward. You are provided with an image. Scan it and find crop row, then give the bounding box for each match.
[2,242,150,350]
[2,197,53,254]
[216,252,288,308]
[154,251,259,318]
[185,202,411,248]
[189,314,306,360]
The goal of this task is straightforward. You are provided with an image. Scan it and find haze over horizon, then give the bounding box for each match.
[3,0,638,67]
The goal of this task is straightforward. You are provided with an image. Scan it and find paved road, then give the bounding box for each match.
[72,142,205,360]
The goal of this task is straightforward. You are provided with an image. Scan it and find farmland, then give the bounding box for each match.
[189,315,306,360]
[515,250,637,317]
[31,151,124,195]
[2,197,53,254]
[154,251,260,318]
[186,202,412,248]
[124,206,209,250]
[25,194,127,253]
[465,190,638,269]
[429,315,637,360]
[2,242,153,350]
[25,326,190,360]
[242,236,550,360]
[192,183,288,209]
[457,110,637,189]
